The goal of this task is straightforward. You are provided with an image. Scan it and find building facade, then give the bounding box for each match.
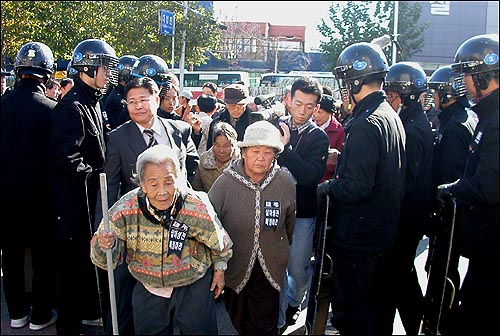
[412,1,499,73]
[197,1,499,76]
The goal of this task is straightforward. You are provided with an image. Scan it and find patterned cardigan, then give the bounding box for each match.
[91,188,233,288]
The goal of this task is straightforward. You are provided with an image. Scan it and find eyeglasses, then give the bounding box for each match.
[126,97,153,106]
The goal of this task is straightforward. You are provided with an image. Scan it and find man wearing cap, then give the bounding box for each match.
[176,89,193,120]
[209,120,296,335]
[206,83,254,149]
[196,94,219,154]
[313,94,346,183]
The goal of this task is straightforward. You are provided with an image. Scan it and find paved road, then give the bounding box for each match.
[1,238,468,335]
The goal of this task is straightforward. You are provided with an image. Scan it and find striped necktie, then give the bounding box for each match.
[143,129,158,148]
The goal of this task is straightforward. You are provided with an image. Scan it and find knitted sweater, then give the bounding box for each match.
[91,188,233,288]
[208,159,296,293]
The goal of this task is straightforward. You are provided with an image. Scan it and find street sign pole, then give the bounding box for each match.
[159,9,175,70]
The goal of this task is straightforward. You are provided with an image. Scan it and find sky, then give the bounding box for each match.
[212,1,333,52]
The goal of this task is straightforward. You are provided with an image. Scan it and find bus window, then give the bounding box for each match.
[179,71,250,99]
[258,73,340,99]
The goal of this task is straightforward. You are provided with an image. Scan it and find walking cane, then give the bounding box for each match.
[99,173,119,335]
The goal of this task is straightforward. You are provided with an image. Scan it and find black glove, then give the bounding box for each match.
[436,181,456,209]
[317,180,331,206]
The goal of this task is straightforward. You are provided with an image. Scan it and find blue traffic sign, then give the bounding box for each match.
[159,9,175,36]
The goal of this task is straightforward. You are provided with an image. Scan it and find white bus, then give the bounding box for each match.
[257,71,340,99]
[174,70,250,99]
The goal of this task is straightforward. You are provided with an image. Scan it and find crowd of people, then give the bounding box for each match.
[0,33,498,336]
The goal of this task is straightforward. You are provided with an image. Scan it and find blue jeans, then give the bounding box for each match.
[278,217,316,327]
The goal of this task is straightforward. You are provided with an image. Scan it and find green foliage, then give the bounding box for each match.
[318,1,428,69]
[1,1,222,69]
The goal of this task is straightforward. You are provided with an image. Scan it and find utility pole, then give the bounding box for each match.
[274,38,279,73]
[171,35,175,72]
[392,1,399,65]
[179,0,188,91]
[173,0,227,87]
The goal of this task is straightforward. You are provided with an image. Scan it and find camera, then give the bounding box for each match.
[250,93,286,124]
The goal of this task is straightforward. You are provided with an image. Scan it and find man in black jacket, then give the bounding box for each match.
[317,42,406,336]
[1,41,58,331]
[437,33,499,335]
[379,61,435,335]
[276,77,329,333]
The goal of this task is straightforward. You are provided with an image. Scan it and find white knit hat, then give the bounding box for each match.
[238,120,284,154]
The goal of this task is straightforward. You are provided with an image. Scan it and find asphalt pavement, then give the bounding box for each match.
[1,238,468,335]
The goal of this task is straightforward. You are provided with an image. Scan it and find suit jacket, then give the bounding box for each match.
[94,116,199,230]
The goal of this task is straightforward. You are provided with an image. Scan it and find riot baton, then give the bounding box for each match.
[99,173,119,335]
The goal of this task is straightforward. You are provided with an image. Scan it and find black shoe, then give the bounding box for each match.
[278,323,289,335]
[285,304,300,326]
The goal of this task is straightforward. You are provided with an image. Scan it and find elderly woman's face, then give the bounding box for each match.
[140,162,177,210]
[213,134,234,164]
[242,146,276,183]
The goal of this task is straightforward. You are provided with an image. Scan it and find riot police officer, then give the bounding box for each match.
[317,42,406,336]
[102,54,138,130]
[437,33,499,335]
[48,38,119,335]
[424,64,478,334]
[0,41,58,331]
[380,61,435,335]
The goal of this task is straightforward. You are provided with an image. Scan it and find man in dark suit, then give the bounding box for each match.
[94,76,199,335]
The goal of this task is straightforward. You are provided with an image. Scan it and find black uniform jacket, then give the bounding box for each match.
[0,78,57,241]
[433,101,477,186]
[398,102,435,239]
[103,83,129,130]
[330,91,407,251]
[450,89,499,258]
[49,78,106,241]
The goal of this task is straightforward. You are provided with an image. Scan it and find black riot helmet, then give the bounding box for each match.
[452,34,499,92]
[130,54,171,86]
[428,65,468,105]
[70,38,119,86]
[66,61,79,79]
[334,42,389,96]
[384,61,428,106]
[14,41,55,82]
[117,55,138,83]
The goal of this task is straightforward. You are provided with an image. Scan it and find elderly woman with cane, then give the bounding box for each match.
[91,145,233,335]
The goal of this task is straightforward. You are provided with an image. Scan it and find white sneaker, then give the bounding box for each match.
[82,318,103,327]
[29,310,57,331]
[10,314,30,328]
